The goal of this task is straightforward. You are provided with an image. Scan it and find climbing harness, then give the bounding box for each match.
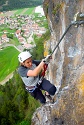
[25,85,37,92]
[37,12,84,87]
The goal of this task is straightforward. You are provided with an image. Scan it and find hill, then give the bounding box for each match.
[0,0,43,11]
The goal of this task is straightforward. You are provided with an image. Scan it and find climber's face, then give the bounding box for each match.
[23,57,32,68]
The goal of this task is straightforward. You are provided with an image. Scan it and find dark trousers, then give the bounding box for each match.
[29,78,56,104]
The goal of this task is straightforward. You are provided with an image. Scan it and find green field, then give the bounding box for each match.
[24,7,35,15]
[0,46,20,81]
[14,7,35,15]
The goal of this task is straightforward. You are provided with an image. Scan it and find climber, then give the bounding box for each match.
[18,51,56,104]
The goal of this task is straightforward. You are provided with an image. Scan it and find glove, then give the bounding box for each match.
[42,55,52,63]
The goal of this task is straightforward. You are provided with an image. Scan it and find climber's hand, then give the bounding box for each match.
[43,55,52,63]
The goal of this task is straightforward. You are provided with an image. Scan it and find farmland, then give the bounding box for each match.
[0,46,20,82]
[0,7,42,17]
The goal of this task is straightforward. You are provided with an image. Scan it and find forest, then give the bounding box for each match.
[0,0,43,11]
[0,71,40,125]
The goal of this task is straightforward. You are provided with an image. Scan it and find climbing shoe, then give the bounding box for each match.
[44,92,54,103]
[45,94,52,100]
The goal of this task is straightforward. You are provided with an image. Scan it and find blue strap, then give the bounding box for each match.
[26,86,37,93]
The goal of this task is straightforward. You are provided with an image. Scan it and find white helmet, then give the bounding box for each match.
[18,51,32,63]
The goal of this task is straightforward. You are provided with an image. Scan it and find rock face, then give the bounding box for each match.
[31,0,84,125]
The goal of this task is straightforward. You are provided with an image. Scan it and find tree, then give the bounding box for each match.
[7,33,13,39]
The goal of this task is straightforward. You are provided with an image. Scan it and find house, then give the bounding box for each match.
[15,29,21,38]
[3,30,7,33]
[0,18,5,25]
[23,43,34,49]
[18,36,26,44]
[1,34,9,43]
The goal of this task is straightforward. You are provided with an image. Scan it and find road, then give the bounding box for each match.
[1,43,22,52]
[0,72,13,85]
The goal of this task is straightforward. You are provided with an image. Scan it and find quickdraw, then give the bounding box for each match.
[41,63,48,77]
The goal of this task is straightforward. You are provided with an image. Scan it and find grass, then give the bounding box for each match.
[0,24,16,34]
[24,7,35,15]
[14,8,26,15]
[14,7,35,15]
[0,46,20,81]
[9,37,20,46]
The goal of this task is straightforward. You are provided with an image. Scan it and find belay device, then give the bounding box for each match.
[37,12,84,86]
